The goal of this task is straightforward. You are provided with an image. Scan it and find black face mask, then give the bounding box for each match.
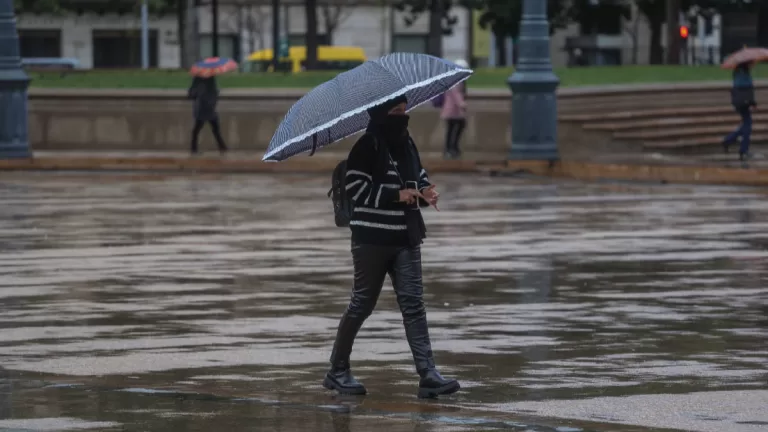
[383,114,410,138]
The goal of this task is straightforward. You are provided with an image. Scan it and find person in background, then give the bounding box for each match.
[187,76,228,155]
[324,95,460,399]
[723,61,757,161]
[441,59,469,159]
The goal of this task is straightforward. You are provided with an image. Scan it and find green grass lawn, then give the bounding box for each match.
[28,64,768,89]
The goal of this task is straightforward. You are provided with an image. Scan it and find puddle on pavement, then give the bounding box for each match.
[0,172,766,431]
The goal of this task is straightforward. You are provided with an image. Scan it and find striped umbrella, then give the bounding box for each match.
[721,47,768,69]
[262,52,473,162]
[190,57,238,78]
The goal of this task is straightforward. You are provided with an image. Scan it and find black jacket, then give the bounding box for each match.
[344,133,431,246]
[188,77,219,121]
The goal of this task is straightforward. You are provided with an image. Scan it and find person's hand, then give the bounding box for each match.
[398,189,425,205]
[422,185,440,211]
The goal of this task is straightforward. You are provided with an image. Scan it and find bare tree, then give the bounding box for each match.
[233,3,269,55]
[220,3,269,62]
[247,5,269,53]
[321,0,359,44]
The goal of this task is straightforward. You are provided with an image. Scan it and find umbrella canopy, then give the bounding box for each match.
[190,57,238,77]
[721,47,768,69]
[262,53,473,162]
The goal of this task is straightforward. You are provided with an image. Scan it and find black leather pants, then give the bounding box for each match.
[329,243,436,373]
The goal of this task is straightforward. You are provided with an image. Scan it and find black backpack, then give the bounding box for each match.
[327,135,378,228]
[328,159,353,227]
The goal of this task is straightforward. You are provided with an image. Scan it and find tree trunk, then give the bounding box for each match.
[649,18,663,64]
[305,0,319,70]
[631,2,640,64]
[177,0,186,67]
[325,18,335,45]
[494,30,506,66]
[665,0,680,64]
[322,6,337,45]
[183,0,200,67]
[247,5,256,54]
[427,0,443,56]
[631,32,639,64]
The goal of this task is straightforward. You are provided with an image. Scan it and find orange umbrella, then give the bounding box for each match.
[190,57,238,78]
[721,47,768,69]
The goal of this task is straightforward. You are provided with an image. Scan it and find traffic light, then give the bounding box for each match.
[679,25,690,39]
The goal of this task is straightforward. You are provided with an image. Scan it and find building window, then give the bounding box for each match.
[18,29,61,58]
[199,35,240,61]
[392,34,428,53]
[287,34,330,47]
[92,30,158,68]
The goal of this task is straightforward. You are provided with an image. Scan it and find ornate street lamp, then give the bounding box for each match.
[508,0,559,161]
[0,0,31,159]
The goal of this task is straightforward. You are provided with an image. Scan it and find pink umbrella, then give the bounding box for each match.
[721,47,768,69]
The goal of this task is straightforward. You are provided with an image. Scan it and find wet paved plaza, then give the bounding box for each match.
[0,172,766,432]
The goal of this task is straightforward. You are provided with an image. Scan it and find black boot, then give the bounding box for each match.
[417,368,460,399]
[323,312,367,395]
[401,303,461,398]
[323,364,366,396]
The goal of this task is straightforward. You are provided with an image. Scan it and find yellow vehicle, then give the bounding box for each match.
[245,45,367,73]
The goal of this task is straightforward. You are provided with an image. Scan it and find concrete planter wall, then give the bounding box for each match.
[27,81,767,155]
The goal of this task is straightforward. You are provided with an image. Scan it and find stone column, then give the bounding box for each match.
[0,0,31,159]
[508,0,559,161]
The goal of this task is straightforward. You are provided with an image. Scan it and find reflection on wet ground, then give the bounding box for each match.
[0,172,766,432]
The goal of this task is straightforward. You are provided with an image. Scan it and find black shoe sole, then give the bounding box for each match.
[322,376,367,396]
[417,381,461,399]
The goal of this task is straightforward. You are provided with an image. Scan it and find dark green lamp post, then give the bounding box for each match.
[0,0,32,159]
[507,0,559,161]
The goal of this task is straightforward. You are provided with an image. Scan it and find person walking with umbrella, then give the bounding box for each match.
[441,58,469,159]
[721,47,766,160]
[262,53,471,398]
[723,61,757,160]
[188,57,237,155]
[323,94,460,399]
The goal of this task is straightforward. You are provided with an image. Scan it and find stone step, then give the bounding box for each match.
[585,113,768,132]
[644,133,768,149]
[560,106,732,122]
[560,97,733,115]
[615,123,768,140]
[558,87,768,115]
